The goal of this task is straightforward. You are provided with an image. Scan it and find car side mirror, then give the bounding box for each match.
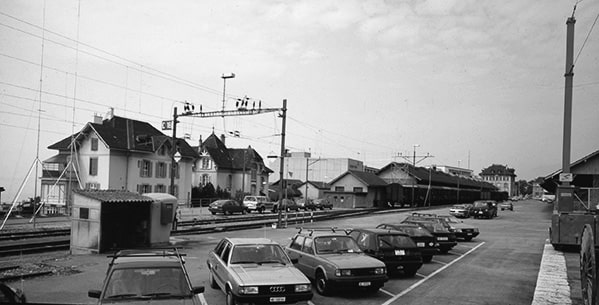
[291,258,299,264]
[88,290,101,299]
[192,286,205,294]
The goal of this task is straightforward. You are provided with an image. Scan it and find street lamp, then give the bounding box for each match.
[221,73,235,113]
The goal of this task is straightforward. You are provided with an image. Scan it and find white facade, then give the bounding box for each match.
[268,152,364,184]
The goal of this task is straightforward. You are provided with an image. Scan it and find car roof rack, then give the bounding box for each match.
[296,226,351,236]
[107,247,187,264]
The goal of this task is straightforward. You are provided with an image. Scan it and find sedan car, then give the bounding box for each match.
[209,199,247,215]
[376,223,440,263]
[272,198,300,212]
[436,215,480,241]
[472,200,498,219]
[499,201,514,211]
[348,228,423,276]
[206,237,313,305]
[285,227,388,295]
[88,248,206,304]
[401,219,457,254]
[312,198,333,210]
[449,204,470,218]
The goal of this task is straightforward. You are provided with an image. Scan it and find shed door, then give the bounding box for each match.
[100,202,151,252]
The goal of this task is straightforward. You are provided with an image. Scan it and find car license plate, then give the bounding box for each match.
[359,281,371,287]
[270,297,286,302]
[395,250,405,256]
[417,242,425,247]
[438,237,448,241]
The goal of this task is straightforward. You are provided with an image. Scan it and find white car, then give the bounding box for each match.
[242,196,272,213]
[206,237,313,305]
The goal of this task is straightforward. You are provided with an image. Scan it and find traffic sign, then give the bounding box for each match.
[559,173,573,182]
[161,120,172,130]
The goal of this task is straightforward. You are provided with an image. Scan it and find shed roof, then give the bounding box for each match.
[329,170,388,187]
[74,190,153,203]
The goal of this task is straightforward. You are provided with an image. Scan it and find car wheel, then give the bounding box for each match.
[211,212,216,215]
[259,207,265,214]
[242,209,246,215]
[581,224,597,305]
[422,255,433,263]
[315,271,330,296]
[226,288,238,305]
[209,270,218,289]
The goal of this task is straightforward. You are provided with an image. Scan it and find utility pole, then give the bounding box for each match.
[277,100,287,228]
[396,147,433,207]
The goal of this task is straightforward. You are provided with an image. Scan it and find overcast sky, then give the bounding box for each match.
[1,0,598,203]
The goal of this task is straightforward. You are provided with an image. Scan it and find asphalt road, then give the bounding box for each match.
[9,199,582,305]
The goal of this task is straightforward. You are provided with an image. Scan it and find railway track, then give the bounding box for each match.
[0,207,411,257]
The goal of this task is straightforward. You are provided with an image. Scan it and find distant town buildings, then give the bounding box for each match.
[479,164,517,197]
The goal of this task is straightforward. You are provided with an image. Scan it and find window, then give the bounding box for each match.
[335,186,344,192]
[201,158,211,169]
[80,207,89,219]
[221,243,232,264]
[91,138,98,151]
[154,184,166,193]
[201,174,210,186]
[353,187,363,193]
[89,157,98,176]
[158,145,166,156]
[85,182,100,190]
[140,160,152,177]
[156,162,167,178]
[303,237,314,255]
[290,235,305,250]
[250,169,257,181]
[137,184,152,194]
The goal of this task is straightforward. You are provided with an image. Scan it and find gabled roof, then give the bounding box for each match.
[48,116,198,158]
[194,133,271,172]
[329,170,388,187]
[544,149,599,179]
[378,162,496,190]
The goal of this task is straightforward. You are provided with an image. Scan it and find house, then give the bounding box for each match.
[42,111,198,214]
[296,181,331,201]
[479,164,517,196]
[191,133,272,198]
[542,149,599,207]
[324,170,388,208]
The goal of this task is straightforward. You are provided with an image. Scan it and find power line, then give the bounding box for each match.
[574,11,599,66]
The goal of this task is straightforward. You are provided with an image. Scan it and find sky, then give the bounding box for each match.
[0,0,598,203]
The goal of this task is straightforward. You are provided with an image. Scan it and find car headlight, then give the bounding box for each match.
[374,267,386,275]
[239,286,259,294]
[295,284,311,292]
[454,228,462,233]
[335,269,352,276]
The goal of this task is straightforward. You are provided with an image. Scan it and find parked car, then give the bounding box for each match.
[401,218,457,254]
[312,198,333,210]
[0,282,26,303]
[449,204,471,218]
[348,228,423,276]
[207,237,313,305]
[499,201,514,211]
[472,200,498,219]
[209,199,247,215]
[285,227,388,295]
[88,248,206,304]
[436,215,480,241]
[296,198,316,211]
[376,223,440,263]
[242,196,273,213]
[272,199,300,212]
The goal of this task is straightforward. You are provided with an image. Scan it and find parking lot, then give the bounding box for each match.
[11,199,583,305]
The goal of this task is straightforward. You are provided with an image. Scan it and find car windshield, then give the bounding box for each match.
[474,201,489,208]
[378,234,416,249]
[230,244,290,265]
[442,217,460,224]
[398,226,433,237]
[314,236,362,254]
[104,267,190,299]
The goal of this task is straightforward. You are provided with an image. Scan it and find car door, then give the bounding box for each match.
[299,237,319,279]
[213,241,232,287]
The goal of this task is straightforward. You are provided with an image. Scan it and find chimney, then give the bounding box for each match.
[220,134,225,145]
[93,113,103,124]
[105,107,114,121]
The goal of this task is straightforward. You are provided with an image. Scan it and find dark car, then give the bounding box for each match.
[401,219,457,254]
[297,198,316,211]
[348,228,423,276]
[209,199,247,215]
[376,223,440,263]
[472,200,498,219]
[272,198,300,212]
[88,248,206,304]
[0,282,26,303]
[408,213,480,242]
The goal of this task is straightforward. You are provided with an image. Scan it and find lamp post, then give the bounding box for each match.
[221,73,235,113]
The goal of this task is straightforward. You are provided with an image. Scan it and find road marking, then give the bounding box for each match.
[414,273,426,278]
[431,259,447,265]
[381,242,485,305]
[531,240,572,305]
[380,288,395,297]
[307,301,315,305]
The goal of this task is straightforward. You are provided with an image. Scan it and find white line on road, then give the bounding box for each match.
[381,242,485,305]
[414,273,426,278]
[531,240,571,305]
[380,288,395,297]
